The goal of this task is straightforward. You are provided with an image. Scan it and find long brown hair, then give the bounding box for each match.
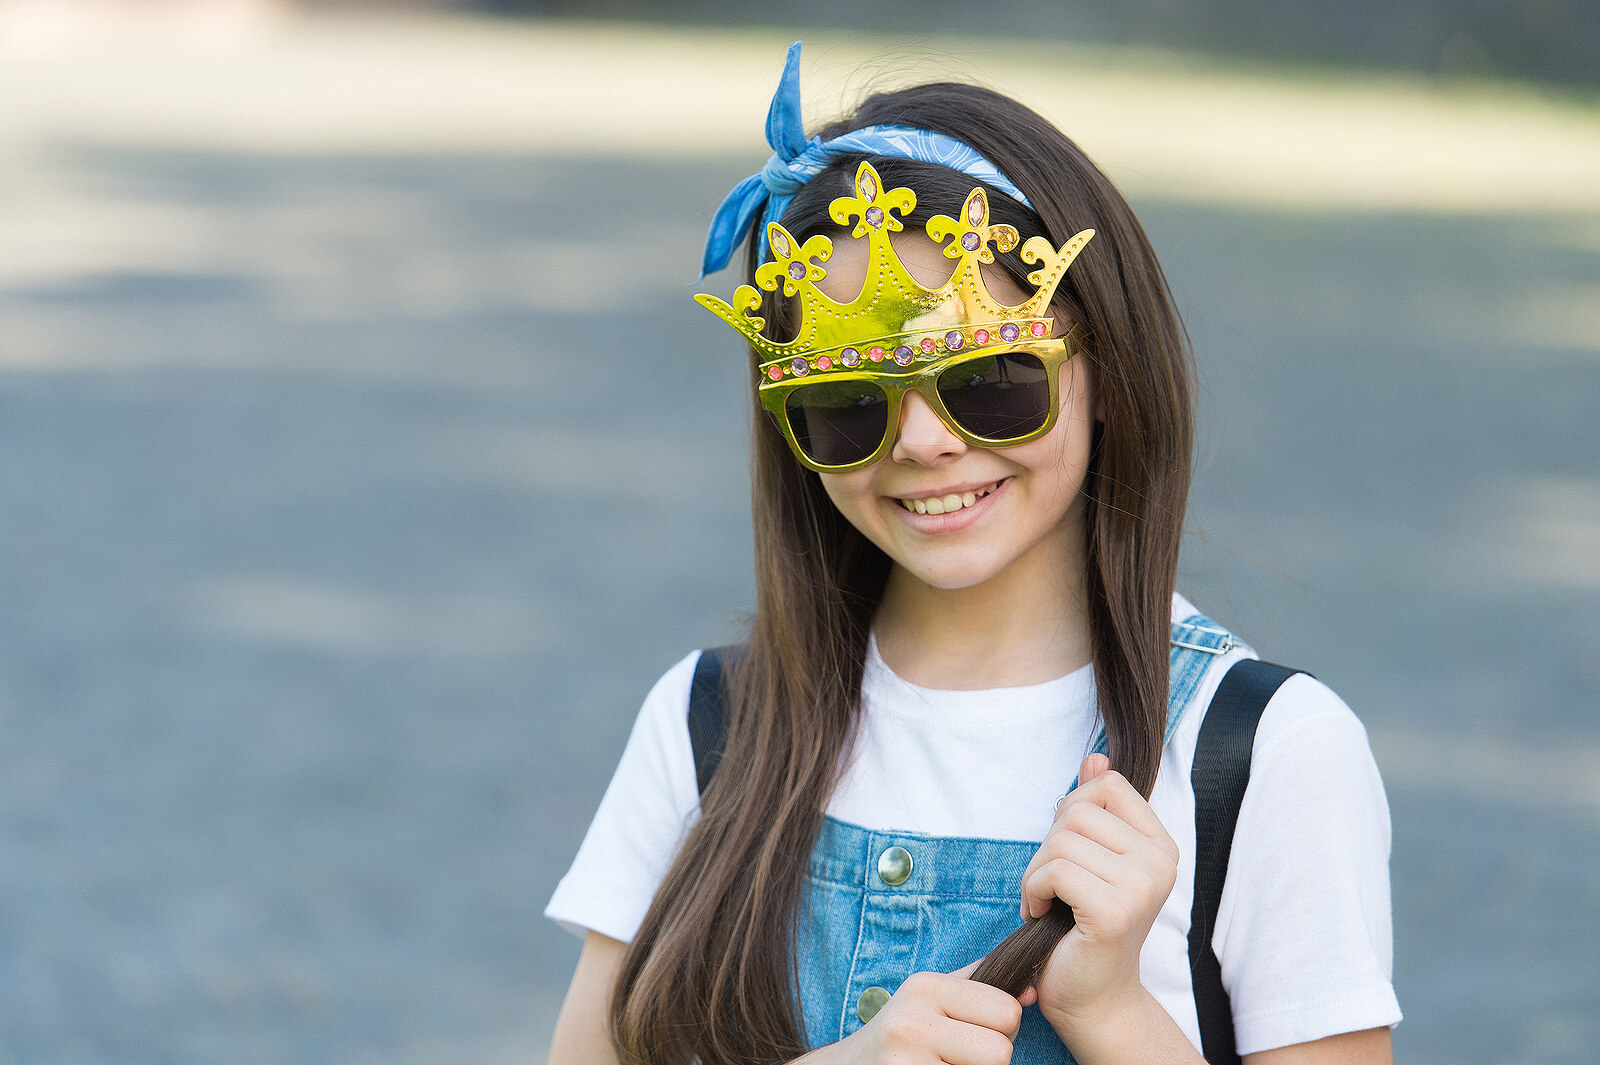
[610,81,1194,1064]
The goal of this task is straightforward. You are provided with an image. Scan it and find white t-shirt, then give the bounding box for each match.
[546,594,1401,1056]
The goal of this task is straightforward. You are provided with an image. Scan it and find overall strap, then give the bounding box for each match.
[1063,613,1236,793]
[1188,658,1303,1065]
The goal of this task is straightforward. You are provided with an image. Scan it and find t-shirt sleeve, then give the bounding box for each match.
[544,650,703,943]
[1214,673,1403,1054]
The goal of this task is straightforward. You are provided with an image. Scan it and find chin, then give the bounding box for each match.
[899,553,1014,591]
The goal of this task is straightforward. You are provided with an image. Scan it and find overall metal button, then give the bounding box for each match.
[857,985,891,1023]
[877,845,913,886]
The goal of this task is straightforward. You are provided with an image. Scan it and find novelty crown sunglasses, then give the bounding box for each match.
[760,325,1084,473]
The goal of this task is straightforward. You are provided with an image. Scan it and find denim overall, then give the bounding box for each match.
[793,614,1238,1062]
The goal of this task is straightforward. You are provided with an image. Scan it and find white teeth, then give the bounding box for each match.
[900,482,998,515]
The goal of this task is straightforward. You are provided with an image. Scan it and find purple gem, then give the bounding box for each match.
[893,346,914,365]
[787,262,806,280]
[841,347,860,367]
[945,330,964,350]
[961,232,981,252]
[999,322,1020,343]
[865,206,884,227]
[791,357,809,376]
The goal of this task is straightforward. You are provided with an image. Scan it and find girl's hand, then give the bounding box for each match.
[800,962,1023,1065]
[1017,753,1179,1046]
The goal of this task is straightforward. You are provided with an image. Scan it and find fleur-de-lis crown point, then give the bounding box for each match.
[694,162,1094,385]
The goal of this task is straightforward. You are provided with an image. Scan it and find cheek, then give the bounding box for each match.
[1030,364,1093,457]
[1007,367,1094,498]
[1061,354,1094,424]
[818,469,878,522]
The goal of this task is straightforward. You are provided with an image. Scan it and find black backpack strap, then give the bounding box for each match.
[688,646,744,795]
[1189,658,1303,1065]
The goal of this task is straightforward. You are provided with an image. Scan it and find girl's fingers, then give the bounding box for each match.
[915,1010,1011,1061]
[866,992,1017,1065]
[1019,755,1179,922]
[926,1017,1017,1065]
[1020,807,1172,918]
[1057,800,1154,857]
[1024,840,1124,916]
[1020,804,1108,884]
[937,980,1024,1038]
[1078,752,1112,782]
[894,971,1022,1037]
[1024,829,1177,930]
[1056,769,1177,860]
[1022,831,1120,918]
[1020,856,1117,924]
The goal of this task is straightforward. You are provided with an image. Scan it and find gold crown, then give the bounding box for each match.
[695,161,1094,387]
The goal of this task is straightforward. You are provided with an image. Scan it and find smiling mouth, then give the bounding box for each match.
[897,481,1003,515]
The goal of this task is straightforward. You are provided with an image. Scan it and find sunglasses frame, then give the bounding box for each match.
[759,324,1084,473]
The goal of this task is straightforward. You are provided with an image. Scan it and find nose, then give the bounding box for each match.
[891,390,966,466]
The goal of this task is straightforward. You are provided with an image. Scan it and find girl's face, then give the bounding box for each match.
[813,230,1096,591]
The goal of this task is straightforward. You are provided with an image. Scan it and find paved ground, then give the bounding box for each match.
[1,15,1597,1065]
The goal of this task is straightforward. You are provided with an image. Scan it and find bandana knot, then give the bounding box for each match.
[698,41,1033,279]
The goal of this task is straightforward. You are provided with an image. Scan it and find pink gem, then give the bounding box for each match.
[1031,321,1048,337]
[920,338,936,354]
[967,193,984,227]
[791,357,809,376]
[973,329,990,344]
[868,346,885,361]
[767,365,783,381]
[861,169,878,201]
[817,355,833,370]
[771,228,790,258]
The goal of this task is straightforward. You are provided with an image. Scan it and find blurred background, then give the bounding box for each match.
[2,0,1598,1062]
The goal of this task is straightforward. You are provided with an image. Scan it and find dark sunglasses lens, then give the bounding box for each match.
[936,351,1052,440]
[785,382,890,467]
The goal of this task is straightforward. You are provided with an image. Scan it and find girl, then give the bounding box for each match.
[546,44,1399,1065]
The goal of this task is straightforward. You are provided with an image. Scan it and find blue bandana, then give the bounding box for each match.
[699,41,1034,278]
